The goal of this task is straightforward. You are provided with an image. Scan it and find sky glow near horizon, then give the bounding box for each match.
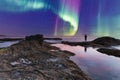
[0,0,120,38]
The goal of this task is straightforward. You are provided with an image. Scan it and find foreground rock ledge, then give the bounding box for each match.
[0,37,91,80]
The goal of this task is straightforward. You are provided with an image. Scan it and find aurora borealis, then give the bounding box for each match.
[0,0,120,38]
[0,0,80,36]
[57,0,81,36]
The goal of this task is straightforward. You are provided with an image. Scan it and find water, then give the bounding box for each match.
[44,40,62,44]
[0,41,19,48]
[52,44,120,80]
[112,46,120,50]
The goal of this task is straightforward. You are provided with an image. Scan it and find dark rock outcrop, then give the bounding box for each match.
[44,38,62,40]
[97,48,120,57]
[25,34,44,45]
[62,41,91,46]
[92,37,120,47]
[25,34,43,41]
[0,38,23,41]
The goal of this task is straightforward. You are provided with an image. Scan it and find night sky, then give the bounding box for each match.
[0,0,120,38]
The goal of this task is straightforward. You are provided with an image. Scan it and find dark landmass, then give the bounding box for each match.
[0,34,91,80]
[0,34,62,42]
[44,38,62,40]
[97,48,120,57]
[25,34,62,41]
[92,37,120,47]
[0,38,23,41]
[62,41,92,47]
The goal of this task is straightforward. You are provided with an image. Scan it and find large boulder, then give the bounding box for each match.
[25,34,44,45]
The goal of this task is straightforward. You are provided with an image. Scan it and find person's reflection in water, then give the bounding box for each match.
[84,46,87,52]
[84,34,88,52]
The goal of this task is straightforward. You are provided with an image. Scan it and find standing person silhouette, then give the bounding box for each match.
[84,34,87,42]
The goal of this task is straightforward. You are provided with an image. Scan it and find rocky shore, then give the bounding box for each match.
[0,35,91,80]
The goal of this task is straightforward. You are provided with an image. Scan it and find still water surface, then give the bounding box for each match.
[0,41,19,48]
[52,44,120,80]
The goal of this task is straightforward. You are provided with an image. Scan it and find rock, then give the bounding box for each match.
[97,48,120,57]
[0,38,23,41]
[62,41,91,47]
[92,36,120,47]
[25,34,43,45]
[25,34,43,41]
[44,38,62,40]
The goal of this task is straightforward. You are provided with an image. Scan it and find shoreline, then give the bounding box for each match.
[0,35,91,80]
[1,35,120,79]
